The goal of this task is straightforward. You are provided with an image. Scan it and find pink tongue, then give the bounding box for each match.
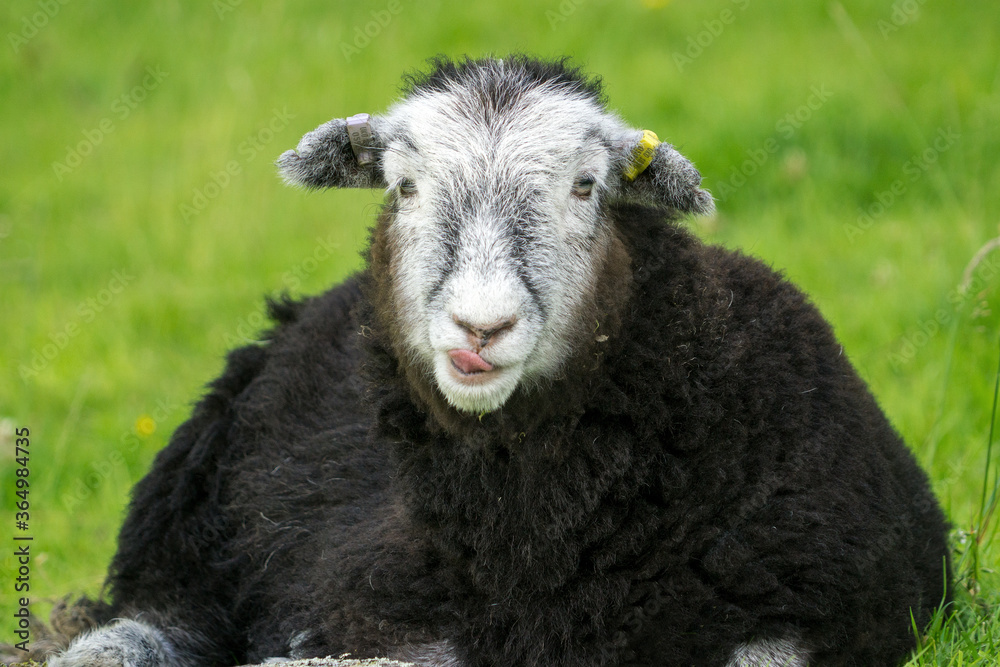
[449,349,494,373]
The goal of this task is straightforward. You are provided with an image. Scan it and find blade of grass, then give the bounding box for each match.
[976,332,1000,547]
[827,1,963,212]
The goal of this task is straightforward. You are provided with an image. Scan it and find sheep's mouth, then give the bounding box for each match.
[449,366,502,386]
[447,349,500,384]
[433,348,525,413]
[449,349,493,373]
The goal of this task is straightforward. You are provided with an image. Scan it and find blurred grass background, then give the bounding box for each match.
[2,0,1000,663]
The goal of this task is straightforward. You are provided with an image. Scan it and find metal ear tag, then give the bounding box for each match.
[346,113,374,166]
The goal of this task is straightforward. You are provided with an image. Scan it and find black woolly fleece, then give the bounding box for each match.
[105,204,950,667]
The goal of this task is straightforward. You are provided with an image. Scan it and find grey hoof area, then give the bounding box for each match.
[47,619,179,667]
[727,638,809,667]
[242,661,415,667]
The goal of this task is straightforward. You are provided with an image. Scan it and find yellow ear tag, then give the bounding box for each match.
[623,129,661,181]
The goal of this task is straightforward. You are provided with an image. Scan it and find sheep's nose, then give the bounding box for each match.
[452,315,517,349]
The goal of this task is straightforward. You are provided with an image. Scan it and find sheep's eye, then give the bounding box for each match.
[397,178,418,197]
[572,175,595,199]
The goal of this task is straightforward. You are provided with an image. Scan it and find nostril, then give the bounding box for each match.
[482,318,517,339]
[452,315,518,346]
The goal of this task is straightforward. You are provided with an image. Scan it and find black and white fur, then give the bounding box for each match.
[278,58,711,416]
[49,56,948,667]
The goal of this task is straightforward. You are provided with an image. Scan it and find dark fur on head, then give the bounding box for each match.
[400,54,607,107]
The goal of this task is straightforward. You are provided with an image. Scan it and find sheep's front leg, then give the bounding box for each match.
[726,637,809,667]
[48,619,200,667]
[391,640,465,667]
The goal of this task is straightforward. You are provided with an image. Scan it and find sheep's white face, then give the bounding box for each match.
[378,89,628,414]
[277,58,714,417]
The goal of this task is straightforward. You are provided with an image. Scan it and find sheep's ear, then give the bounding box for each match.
[612,131,715,216]
[277,114,388,189]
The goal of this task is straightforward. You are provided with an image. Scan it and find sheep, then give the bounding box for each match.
[49,55,950,667]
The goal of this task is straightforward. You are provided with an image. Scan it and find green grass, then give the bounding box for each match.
[2,0,1000,663]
